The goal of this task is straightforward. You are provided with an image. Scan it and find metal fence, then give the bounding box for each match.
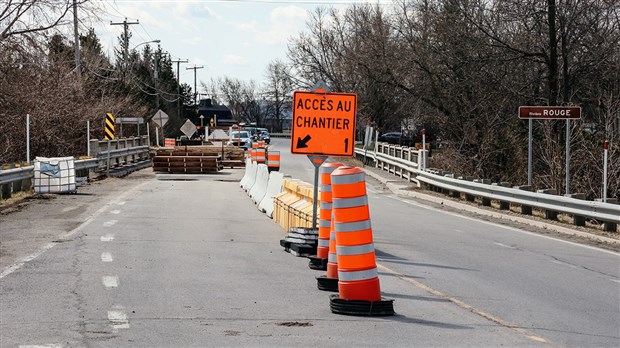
[355,144,619,230]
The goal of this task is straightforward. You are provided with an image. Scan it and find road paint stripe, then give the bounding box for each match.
[0,182,149,279]
[100,234,114,242]
[110,209,121,215]
[19,345,62,348]
[108,307,129,330]
[101,252,113,262]
[455,229,464,233]
[610,279,620,284]
[103,220,118,227]
[376,263,552,345]
[391,196,620,256]
[117,201,126,205]
[102,276,118,288]
[62,206,78,212]
[494,242,516,249]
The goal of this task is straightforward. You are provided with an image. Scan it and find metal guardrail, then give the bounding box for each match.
[0,139,151,198]
[355,144,620,227]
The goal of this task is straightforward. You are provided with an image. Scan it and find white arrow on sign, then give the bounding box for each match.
[180,119,197,139]
[152,109,169,127]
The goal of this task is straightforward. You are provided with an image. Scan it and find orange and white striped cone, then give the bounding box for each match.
[308,162,343,270]
[329,166,394,316]
[316,209,339,292]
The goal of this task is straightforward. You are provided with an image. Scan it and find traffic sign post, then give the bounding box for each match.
[603,140,609,203]
[291,89,358,229]
[518,106,581,191]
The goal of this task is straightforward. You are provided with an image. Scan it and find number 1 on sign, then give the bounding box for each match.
[344,138,349,153]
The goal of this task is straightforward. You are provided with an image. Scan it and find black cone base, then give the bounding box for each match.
[316,275,339,292]
[307,256,327,270]
[329,295,395,316]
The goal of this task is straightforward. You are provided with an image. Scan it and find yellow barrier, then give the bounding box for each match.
[274,178,318,231]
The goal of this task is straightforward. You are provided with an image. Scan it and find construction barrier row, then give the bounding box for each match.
[238,148,394,316]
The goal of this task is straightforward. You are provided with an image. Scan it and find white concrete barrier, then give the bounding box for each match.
[242,161,258,192]
[258,171,285,218]
[250,164,269,204]
[239,157,252,188]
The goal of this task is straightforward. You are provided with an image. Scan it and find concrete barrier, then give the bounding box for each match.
[239,157,252,188]
[242,161,258,192]
[258,171,285,217]
[250,164,269,204]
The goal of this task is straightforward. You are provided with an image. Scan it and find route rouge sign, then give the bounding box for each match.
[291,90,357,157]
[518,106,581,120]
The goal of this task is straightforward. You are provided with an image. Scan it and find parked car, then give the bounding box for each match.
[378,132,414,147]
[258,128,270,144]
[227,131,252,150]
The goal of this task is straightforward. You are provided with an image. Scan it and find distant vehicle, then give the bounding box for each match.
[378,132,414,146]
[242,126,259,140]
[258,128,270,144]
[227,131,252,150]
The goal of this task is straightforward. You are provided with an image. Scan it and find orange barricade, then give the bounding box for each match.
[251,143,259,162]
[255,147,266,163]
[331,166,380,301]
[267,150,280,172]
[164,138,175,147]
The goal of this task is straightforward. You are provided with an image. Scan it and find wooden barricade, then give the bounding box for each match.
[153,146,245,172]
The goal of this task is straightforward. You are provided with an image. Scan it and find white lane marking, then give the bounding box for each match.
[108,307,130,330]
[117,201,126,206]
[494,242,516,249]
[110,209,121,215]
[100,234,114,242]
[101,252,113,262]
[19,345,62,348]
[102,276,119,288]
[0,182,149,279]
[62,206,78,212]
[391,196,620,256]
[103,220,117,227]
[610,279,620,284]
[455,229,464,233]
[367,188,378,194]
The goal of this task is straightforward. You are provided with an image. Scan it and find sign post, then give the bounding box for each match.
[603,140,609,203]
[291,89,358,229]
[518,106,581,190]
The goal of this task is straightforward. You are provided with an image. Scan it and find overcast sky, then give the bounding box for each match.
[93,0,382,90]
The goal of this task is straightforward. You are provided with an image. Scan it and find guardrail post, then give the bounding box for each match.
[595,198,618,232]
[565,193,586,226]
[1,182,12,199]
[537,189,558,220]
[474,179,492,206]
[515,186,533,214]
[495,182,512,210]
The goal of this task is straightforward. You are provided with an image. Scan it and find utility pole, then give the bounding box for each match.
[172,58,189,120]
[154,44,160,110]
[186,65,204,106]
[72,0,81,80]
[110,18,139,80]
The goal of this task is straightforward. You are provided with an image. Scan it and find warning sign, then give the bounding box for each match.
[290,90,357,156]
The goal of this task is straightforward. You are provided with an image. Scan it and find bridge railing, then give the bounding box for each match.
[0,136,150,199]
[355,144,619,230]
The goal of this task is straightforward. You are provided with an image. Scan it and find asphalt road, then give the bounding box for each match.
[0,138,618,347]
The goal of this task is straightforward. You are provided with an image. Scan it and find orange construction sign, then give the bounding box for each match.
[290,90,357,157]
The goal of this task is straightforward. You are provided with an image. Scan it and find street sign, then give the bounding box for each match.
[518,106,581,119]
[152,109,169,127]
[290,90,357,156]
[180,119,196,139]
[104,113,115,140]
[115,117,144,124]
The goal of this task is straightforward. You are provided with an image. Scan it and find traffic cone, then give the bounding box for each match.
[329,166,394,316]
[308,162,343,270]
